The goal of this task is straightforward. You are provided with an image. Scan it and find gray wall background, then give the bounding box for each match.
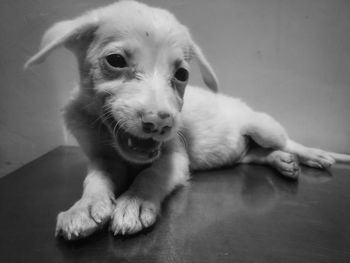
[1,0,349,177]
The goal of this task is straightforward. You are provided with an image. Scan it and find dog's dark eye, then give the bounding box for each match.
[174,67,189,82]
[105,54,127,68]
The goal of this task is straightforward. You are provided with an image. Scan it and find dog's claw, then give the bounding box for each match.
[110,196,158,236]
[55,196,113,240]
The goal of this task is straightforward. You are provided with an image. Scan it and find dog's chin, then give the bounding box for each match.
[112,128,162,164]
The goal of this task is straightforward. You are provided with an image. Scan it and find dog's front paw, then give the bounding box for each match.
[55,197,114,240]
[110,196,158,235]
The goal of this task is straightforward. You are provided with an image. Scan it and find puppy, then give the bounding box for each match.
[26,1,350,240]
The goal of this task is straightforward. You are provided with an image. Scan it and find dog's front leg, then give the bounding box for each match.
[110,141,189,235]
[55,159,116,240]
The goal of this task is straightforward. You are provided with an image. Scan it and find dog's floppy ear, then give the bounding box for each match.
[24,14,99,69]
[190,40,219,92]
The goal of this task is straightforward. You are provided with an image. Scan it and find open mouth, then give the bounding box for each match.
[100,103,166,163]
[102,114,162,163]
[115,128,162,162]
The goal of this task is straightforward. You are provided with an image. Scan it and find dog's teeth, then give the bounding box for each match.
[127,138,132,147]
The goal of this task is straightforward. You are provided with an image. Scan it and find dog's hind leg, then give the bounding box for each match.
[240,147,300,179]
[243,112,288,150]
[242,112,350,169]
[283,139,336,168]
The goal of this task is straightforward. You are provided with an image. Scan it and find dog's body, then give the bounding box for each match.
[26,1,350,240]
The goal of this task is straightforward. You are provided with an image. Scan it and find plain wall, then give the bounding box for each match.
[1,0,349,176]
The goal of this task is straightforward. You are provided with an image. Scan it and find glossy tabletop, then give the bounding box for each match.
[1,146,350,263]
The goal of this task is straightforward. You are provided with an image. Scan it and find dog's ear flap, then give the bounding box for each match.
[24,14,99,69]
[190,41,219,92]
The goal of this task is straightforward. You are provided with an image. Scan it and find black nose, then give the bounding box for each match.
[142,122,157,133]
[141,111,173,135]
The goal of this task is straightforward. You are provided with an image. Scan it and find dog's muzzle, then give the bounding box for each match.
[116,128,161,160]
[102,110,173,163]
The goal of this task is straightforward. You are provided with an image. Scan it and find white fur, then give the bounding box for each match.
[26,1,350,240]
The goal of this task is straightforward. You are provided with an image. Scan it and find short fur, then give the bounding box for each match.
[26,1,350,240]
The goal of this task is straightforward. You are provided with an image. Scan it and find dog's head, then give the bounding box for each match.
[25,0,218,164]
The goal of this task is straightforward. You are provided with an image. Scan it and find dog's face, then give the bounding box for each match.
[88,6,191,163]
[26,1,219,164]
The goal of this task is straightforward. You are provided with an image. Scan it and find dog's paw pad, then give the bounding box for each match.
[273,152,300,179]
[110,196,158,236]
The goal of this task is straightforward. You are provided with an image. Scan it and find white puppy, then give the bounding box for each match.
[26,1,350,240]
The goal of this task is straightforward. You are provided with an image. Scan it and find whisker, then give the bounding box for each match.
[91,111,111,126]
[102,103,113,110]
[103,90,114,96]
[135,72,144,81]
[112,119,128,141]
[177,130,188,149]
[91,104,115,126]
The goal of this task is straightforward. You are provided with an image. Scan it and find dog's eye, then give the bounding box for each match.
[105,54,127,68]
[174,68,189,82]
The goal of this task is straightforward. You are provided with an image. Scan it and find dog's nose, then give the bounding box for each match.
[142,121,156,133]
[142,111,173,135]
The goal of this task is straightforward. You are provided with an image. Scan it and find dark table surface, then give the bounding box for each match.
[1,146,350,263]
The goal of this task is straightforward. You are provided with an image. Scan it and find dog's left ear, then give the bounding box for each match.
[24,14,99,69]
[190,40,219,92]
